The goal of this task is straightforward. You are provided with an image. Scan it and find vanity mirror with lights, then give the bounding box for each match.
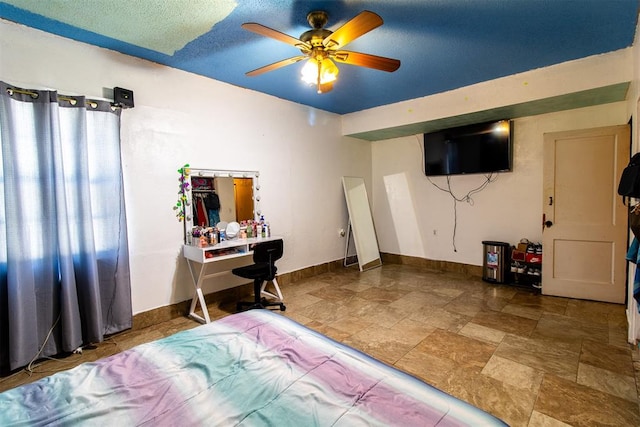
[182,168,261,244]
[180,168,272,323]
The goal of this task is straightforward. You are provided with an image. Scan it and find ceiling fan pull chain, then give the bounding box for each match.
[317,59,322,94]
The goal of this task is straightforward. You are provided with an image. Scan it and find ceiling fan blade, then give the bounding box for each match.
[322,10,383,49]
[332,51,400,72]
[245,56,308,77]
[242,23,311,51]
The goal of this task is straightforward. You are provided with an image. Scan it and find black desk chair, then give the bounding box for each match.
[232,239,286,312]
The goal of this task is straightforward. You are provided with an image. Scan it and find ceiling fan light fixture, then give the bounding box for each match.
[301,58,339,93]
[242,10,399,94]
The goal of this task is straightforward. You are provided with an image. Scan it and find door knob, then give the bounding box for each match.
[544,220,553,228]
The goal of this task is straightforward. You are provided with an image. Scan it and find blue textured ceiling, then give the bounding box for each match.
[1,0,638,115]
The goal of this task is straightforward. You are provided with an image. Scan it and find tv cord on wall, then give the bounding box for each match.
[415,134,499,252]
[426,173,497,252]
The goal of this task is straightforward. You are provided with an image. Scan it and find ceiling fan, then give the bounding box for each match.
[242,10,401,94]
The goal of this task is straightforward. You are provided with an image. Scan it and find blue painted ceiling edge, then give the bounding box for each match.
[0,0,638,115]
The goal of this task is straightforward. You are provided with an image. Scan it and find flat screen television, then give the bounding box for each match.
[423,120,513,176]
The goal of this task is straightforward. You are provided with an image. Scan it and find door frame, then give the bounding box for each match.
[542,125,630,303]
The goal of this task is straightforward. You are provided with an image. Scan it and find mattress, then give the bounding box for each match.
[0,310,507,426]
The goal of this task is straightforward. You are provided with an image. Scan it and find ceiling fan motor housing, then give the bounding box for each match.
[300,29,332,47]
[302,11,333,50]
[307,11,329,29]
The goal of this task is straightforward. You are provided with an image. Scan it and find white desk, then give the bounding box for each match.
[183,236,281,323]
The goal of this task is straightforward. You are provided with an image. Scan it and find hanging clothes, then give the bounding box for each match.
[626,237,640,312]
[192,194,199,226]
[204,191,221,226]
[195,194,208,227]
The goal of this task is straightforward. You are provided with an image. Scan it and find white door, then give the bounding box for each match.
[542,125,629,303]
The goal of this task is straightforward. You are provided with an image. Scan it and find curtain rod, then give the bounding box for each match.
[5,86,118,110]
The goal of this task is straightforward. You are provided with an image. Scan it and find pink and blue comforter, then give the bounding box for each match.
[0,310,506,426]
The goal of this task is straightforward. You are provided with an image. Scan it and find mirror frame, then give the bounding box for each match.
[182,168,261,243]
[341,176,382,271]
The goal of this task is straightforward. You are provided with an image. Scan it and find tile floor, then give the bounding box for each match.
[1,264,639,426]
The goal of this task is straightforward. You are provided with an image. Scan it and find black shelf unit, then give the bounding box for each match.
[510,243,542,291]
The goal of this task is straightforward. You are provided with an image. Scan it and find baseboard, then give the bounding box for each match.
[132,255,479,330]
[380,252,483,278]
[132,258,345,330]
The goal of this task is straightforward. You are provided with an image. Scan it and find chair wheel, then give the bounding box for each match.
[280,304,286,311]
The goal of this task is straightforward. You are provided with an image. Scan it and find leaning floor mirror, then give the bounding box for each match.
[341,176,382,271]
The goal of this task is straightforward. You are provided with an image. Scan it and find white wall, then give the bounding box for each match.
[0,19,371,315]
[344,43,633,268]
[371,103,629,266]
[1,17,636,317]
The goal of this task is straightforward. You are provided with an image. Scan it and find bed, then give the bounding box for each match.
[0,310,507,426]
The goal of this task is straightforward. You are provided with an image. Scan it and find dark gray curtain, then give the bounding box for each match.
[0,82,132,372]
